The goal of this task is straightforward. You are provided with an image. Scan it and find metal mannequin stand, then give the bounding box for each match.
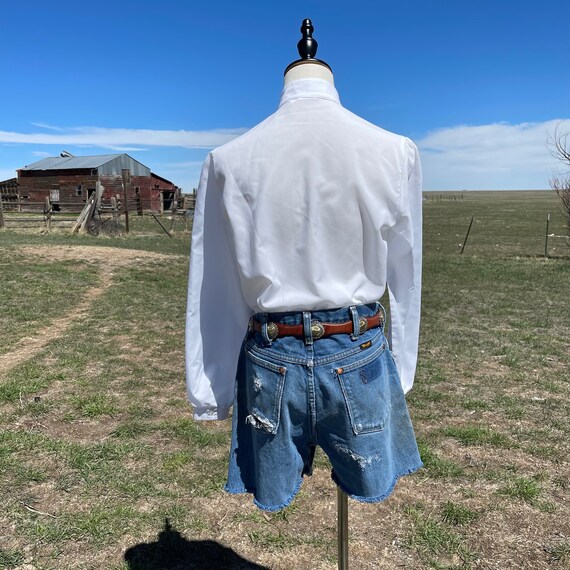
[337,489,349,569]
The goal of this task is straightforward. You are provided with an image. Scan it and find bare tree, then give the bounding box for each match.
[549,125,570,236]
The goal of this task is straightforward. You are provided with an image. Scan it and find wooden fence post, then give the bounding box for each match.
[151,213,173,238]
[136,191,143,216]
[544,213,550,257]
[111,197,119,232]
[169,195,178,232]
[71,199,92,234]
[80,199,96,233]
[95,182,104,208]
[44,197,52,232]
[460,216,474,254]
[0,195,4,228]
[121,169,131,233]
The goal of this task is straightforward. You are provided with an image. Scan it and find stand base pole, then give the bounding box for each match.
[337,487,349,569]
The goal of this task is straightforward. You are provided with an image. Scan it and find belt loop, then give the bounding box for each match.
[377,301,387,330]
[260,313,272,346]
[303,311,313,346]
[349,305,360,340]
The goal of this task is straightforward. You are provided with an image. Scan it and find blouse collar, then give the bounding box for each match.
[278,78,341,108]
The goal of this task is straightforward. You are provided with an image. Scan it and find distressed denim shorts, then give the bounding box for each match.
[225,302,423,511]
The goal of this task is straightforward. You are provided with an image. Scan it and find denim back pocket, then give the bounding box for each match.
[333,341,389,436]
[245,349,287,435]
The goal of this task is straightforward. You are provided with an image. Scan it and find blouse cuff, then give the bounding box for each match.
[193,406,231,421]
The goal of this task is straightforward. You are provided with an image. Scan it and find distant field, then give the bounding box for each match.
[0,190,568,570]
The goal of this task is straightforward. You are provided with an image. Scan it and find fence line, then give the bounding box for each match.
[0,194,195,232]
[424,193,465,202]
[0,196,191,213]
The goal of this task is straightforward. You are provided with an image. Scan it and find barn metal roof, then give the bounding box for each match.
[20,154,122,171]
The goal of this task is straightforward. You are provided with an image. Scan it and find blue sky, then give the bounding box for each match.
[1,1,568,191]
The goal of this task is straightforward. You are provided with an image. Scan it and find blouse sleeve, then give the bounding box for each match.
[185,153,253,420]
[386,138,423,394]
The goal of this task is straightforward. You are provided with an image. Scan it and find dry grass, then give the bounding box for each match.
[0,190,568,570]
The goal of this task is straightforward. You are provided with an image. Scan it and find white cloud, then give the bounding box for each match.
[4,119,570,191]
[32,145,147,154]
[417,119,570,190]
[0,125,249,149]
[101,146,149,152]
[30,122,65,132]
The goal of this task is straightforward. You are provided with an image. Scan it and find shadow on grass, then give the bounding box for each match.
[124,518,270,570]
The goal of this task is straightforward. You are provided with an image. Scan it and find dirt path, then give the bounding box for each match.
[0,245,182,375]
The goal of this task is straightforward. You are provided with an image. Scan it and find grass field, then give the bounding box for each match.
[0,192,568,570]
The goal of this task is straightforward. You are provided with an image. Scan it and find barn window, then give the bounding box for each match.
[76,185,83,196]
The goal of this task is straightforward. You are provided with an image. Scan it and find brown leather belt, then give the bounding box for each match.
[252,312,383,341]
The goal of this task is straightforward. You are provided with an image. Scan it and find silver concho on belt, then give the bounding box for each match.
[311,320,325,340]
[266,322,280,340]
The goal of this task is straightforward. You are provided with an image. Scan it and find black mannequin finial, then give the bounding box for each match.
[284,18,332,76]
[297,19,318,60]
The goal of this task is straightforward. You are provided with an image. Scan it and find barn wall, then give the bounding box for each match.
[150,174,178,212]
[99,175,159,210]
[58,173,99,202]
[18,171,98,204]
[0,178,19,196]
[17,167,175,212]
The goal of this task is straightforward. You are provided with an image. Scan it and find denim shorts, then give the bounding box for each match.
[224,302,422,511]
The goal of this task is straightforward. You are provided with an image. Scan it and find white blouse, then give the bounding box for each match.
[186,78,422,420]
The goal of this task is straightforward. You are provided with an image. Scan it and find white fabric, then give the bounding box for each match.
[186,78,423,421]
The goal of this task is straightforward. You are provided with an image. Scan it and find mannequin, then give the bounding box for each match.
[284,19,335,85]
[186,16,423,570]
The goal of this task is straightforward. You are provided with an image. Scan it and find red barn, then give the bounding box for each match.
[17,153,179,212]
